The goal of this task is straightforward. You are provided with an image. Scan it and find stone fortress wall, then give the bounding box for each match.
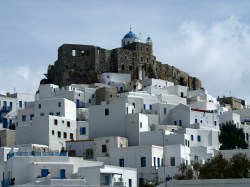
[41,31,202,91]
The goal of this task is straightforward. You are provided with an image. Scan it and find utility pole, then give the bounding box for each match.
[161,129,166,187]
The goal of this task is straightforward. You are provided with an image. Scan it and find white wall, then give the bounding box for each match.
[126,113,149,146]
[76,121,89,140]
[167,178,250,187]
[169,104,190,127]
[94,136,128,158]
[178,128,219,150]
[88,99,127,139]
[110,145,163,183]
[16,115,77,151]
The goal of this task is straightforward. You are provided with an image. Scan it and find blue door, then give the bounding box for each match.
[2,118,8,128]
[3,101,7,110]
[104,175,110,185]
[76,99,80,108]
[60,169,66,179]
[41,169,49,177]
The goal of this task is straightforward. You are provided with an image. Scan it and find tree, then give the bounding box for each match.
[174,163,194,180]
[199,153,229,179]
[228,153,250,178]
[219,122,248,150]
[199,153,250,179]
[175,153,250,180]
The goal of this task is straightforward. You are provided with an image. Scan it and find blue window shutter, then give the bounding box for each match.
[60,169,66,179]
[41,169,48,177]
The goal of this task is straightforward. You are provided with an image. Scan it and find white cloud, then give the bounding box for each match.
[17,66,30,80]
[163,16,250,101]
[0,64,45,95]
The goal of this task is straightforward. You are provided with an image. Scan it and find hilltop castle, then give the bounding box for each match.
[41,29,202,90]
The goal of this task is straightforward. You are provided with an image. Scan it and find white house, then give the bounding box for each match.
[0,92,34,128]
[109,145,163,185]
[16,98,77,150]
[188,89,220,111]
[169,104,220,130]
[0,149,137,187]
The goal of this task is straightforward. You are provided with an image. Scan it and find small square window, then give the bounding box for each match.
[119,158,124,167]
[30,114,34,120]
[58,131,61,138]
[102,145,107,153]
[141,157,146,167]
[105,109,109,116]
[56,112,60,116]
[170,157,175,166]
[70,133,74,140]
[80,127,86,135]
[40,113,44,116]
[22,115,26,122]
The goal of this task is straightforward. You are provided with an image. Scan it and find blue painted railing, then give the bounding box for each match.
[1,179,11,187]
[7,151,68,160]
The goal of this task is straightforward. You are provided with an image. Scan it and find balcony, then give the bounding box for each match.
[0,106,12,113]
[7,151,68,160]
[1,179,11,187]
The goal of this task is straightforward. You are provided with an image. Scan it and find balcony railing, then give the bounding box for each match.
[7,151,68,160]
[1,179,11,187]
[0,106,12,112]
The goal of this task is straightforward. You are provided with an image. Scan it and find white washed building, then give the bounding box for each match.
[16,98,77,150]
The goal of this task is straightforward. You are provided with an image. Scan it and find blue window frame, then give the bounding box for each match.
[41,169,49,177]
[80,127,86,135]
[143,104,146,110]
[157,157,160,167]
[179,120,182,126]
[174,121,177,125]
[60,169,66,179]
[214,121,217,126]
[198,135,201,142]
[19,101,22,108]
[149,105,152,110]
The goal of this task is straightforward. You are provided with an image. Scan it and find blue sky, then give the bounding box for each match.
[1,0,250,102]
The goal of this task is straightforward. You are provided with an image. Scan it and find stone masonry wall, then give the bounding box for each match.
[41,43,202,91]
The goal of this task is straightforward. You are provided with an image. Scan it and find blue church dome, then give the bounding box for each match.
[123,31,139,39]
